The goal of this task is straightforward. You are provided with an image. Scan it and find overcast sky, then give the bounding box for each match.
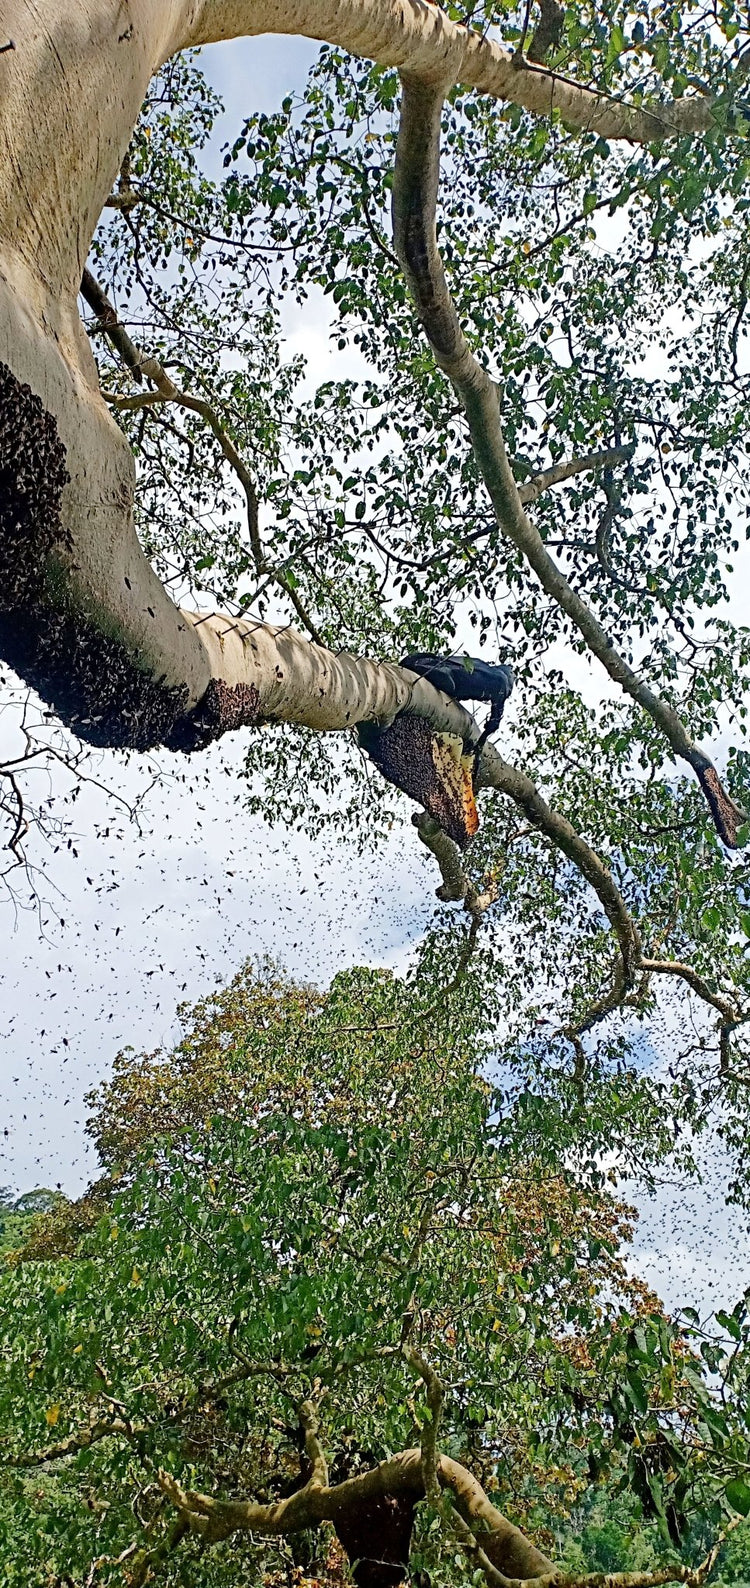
[1,32,748,1318]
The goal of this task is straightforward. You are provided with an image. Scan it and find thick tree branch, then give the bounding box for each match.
[1,5,743,805]
[0,5,744,1055]
[155,1434,728,1588]
[180,1,720,144]
[156,1444,555,1570]
[517,445,635,505]
[391,75,743,847]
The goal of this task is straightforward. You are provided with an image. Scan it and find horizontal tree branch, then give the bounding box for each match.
[8,1417,135,1467]
[157,1443,554,1576]
[181,0,721,144]
[156,1436,729,1588]
[517,445,636,505]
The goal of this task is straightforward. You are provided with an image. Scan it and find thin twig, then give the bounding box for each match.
[80,268,324,642]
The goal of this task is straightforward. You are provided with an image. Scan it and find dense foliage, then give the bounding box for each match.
[1,965,749,1585]
[83,15,750,1126]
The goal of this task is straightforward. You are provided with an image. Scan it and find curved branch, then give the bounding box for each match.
[475,739,642,980]
[517,445,635,505]
[181,1,719,144]
[156,1434,728,1588]
[157,1443,554,1573]
[413,811,497,918]
[390,75,743,847]
[639,957,740,1022]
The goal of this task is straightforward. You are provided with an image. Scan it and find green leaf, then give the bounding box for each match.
[726,1478,750,1516]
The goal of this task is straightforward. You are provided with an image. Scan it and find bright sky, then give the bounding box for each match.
[0,32,748,1318]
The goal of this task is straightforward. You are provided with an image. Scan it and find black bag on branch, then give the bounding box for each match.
[358,656,514,849]
[401,654,514,720]
[401,654,514,766]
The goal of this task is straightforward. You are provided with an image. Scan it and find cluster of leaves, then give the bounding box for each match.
[1,965,749,1584]
[87,18,750,824]
[214,28,750,670]
[555,1487,750,1582]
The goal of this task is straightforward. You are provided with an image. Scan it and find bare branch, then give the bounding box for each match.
[299,1399,328,1489]
[517,445,635,505]
[402,1346,443,1504]
[412,811,497,919]
[80,268,323,643]
[473,738,641,982]
[640,956,740,1024]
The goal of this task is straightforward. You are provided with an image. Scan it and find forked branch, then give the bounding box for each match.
[154,1387,733,1588]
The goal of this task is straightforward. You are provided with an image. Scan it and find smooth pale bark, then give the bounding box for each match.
[0,0,719,699]
[0,0,739,949]
[180,1,715,139]
[0,0,727,748]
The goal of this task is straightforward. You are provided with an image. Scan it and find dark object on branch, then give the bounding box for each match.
[335,1491,418,1588]
[401,653,513,711]
[527,0,564,62]
[80,267,144,382]
[401,653,514,771]
[358,713,479,849]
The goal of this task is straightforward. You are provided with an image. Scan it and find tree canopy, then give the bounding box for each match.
[2,963,750,1586]
[3,2,750,1065]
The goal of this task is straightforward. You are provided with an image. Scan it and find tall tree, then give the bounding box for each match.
[3,964,749,1586]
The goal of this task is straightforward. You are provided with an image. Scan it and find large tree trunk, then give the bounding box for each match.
[0,0,714,760]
